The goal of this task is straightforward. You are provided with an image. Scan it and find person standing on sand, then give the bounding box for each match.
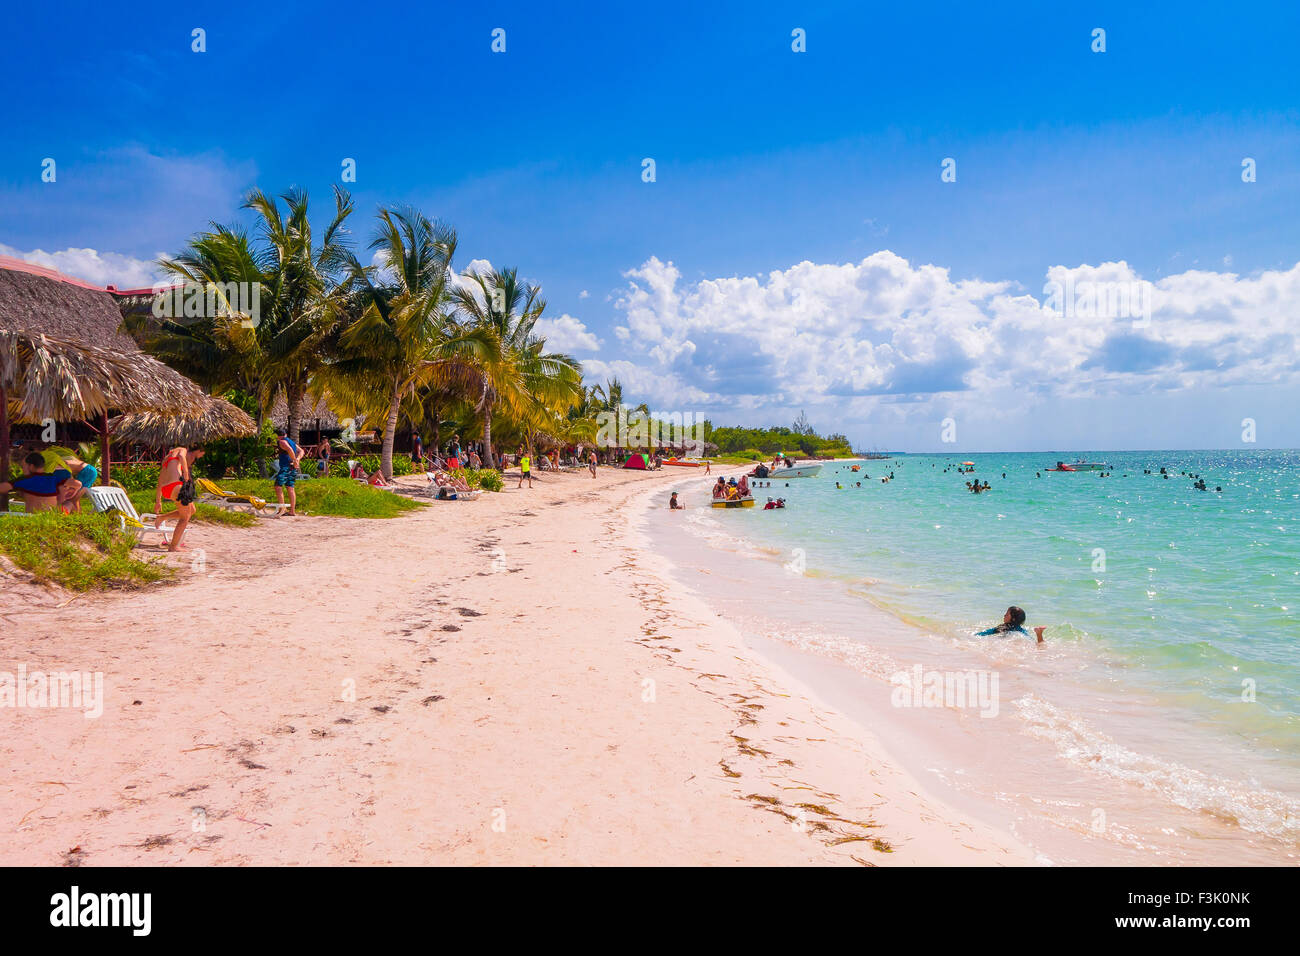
[273,428,304,516]
[154,445,204,551]
[516,447,532,489]
[589,451,597,478]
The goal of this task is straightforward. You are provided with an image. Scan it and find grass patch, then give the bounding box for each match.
[125,490,256,528]
[219,477,426,519]
[0,511,170,591]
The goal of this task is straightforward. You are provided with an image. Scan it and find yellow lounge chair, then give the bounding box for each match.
[197,478,290,517]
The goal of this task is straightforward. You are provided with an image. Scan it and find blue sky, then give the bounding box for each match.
[2,1,1298,451]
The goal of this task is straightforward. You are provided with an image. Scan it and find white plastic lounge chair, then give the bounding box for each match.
[88,486,174,545]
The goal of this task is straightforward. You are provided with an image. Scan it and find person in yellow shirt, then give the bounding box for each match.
[516,447,532,489]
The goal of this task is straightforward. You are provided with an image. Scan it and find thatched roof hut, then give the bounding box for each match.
[0,257,210,494]
[0,256,140,350]
[269,392,349,431]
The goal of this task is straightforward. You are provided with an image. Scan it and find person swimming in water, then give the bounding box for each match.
[977,606,1045,643]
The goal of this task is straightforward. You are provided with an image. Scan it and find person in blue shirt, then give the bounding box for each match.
[274,428,304,516]
[0,452,72,513]
[977,606,1046,643]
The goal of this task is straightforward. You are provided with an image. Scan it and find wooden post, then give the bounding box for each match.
[0,382,10,511]
[99,410,111,484]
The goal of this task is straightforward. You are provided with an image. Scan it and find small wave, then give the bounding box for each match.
[1014,695,1300,839]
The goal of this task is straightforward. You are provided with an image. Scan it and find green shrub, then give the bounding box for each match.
[464,468,502,492]
[112,464,161,492]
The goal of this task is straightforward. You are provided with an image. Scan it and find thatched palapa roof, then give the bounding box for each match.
[270,392,356,431]
[0,327,206,422]
[0,256,139,351]
[0,258,208,421]
[109,395,256,447]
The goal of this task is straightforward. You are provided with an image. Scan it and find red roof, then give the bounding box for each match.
[0,254,175,296]
[0,254,105,292]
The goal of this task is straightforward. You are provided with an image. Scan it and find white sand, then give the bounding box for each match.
[0,466,1034,865]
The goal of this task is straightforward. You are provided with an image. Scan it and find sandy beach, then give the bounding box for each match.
[1,466,1034,866]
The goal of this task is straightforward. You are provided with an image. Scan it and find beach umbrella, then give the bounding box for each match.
[0,327,208,503]
[108,395,256,447]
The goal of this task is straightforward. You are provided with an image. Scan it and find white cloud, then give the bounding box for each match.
[601,253,1300,414]
[578,289,590,298]
[534,312,601,353]
[0,242,164,288]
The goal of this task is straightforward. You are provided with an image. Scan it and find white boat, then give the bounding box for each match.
[757,462,823,479]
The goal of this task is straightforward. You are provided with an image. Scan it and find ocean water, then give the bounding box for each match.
[645,450,1300,864]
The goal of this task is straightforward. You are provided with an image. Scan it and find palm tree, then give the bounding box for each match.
[450,267,582,468]
[242,186,354,442]
[330,206,479,478]
[147,186,354,443]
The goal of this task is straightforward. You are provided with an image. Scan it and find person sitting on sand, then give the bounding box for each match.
[154,445,204,551]
[669,491,683,509]
[977,606,1045,644]
[0,452,72,513]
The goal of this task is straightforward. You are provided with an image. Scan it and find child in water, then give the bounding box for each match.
[977,606,1045,643]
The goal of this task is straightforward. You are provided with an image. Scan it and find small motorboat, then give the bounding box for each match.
[754,462,823,479]
[1048,459,1109,472]
[712,495,756,508]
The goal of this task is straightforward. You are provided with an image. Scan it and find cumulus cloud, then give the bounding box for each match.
[533,313,601,353]
[0,242,164,288]
[602,253,1300,412]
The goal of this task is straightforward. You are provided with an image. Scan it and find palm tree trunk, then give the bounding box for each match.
[481,402,494,469]
[381,375,402,479]
[287,381,304,445]
[254,402,268,478]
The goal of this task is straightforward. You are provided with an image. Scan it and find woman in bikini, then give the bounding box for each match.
[154,445,204,552]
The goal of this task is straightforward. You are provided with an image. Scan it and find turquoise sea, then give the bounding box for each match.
[649,449,1300,863]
